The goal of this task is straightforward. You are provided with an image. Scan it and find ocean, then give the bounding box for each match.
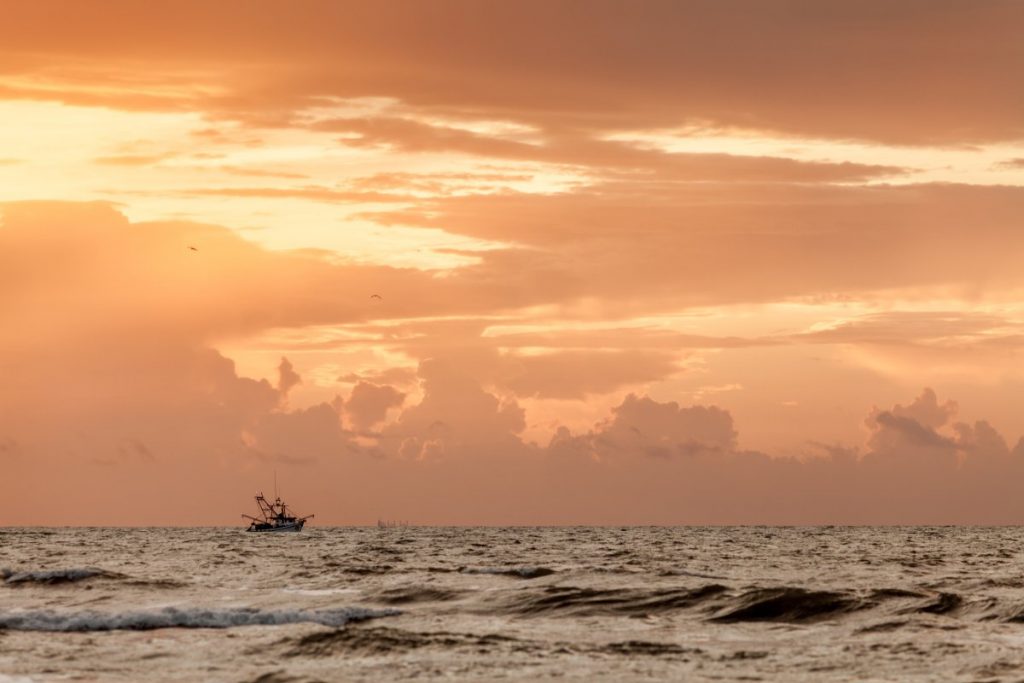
[3,526,1024,682]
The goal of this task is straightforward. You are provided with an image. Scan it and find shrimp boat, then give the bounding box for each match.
[243,493,313,532]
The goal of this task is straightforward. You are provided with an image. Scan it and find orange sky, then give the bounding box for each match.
[3,1,1024,524]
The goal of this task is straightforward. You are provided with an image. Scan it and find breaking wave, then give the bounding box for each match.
[0,606,400,632]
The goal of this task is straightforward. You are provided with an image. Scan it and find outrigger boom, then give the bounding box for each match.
[243,492,313,532]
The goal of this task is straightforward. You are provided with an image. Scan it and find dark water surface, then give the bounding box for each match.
[3,527,1024,681]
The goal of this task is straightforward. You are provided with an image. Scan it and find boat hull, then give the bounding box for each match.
[246,520,306,532]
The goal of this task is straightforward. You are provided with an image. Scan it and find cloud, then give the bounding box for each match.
[93,154,169,166]
[378,359,527,461]
[276,357,302,396]
[797,312,1020,347]
[863,387,1020,465]
[315,116,904,182]
[246,401,350,463]
[350,324,687,400]
[497,350,681,400]
[2,1,1021,145]
[361,182,1024,310]
[4,202,1024,524]
[345,381,405,432]
[481,326,770,351]
[883,387,958,430]
[0,201,545,345]
[178,185,416,204]
[551,393,738,460]
[954,419,1014,461]
[217,166,309,179]
[339,367,418,388]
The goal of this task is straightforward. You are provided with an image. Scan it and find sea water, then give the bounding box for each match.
[3,527,1024,681]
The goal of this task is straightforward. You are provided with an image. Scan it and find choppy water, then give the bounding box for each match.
[3,527,1024,682]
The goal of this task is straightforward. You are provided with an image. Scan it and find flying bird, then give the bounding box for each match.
[370,294,382,300]
[187,246,198,252]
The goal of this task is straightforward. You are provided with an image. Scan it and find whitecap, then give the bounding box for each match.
[0,606,399,632]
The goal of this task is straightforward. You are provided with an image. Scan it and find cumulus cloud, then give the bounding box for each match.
[551,393,737,460]
[4,203,1024,525]
[381,359,527,461]
[276,357,302,396]
[344,381,406,432]
[246,401,349,463]
[864,388,1022,466]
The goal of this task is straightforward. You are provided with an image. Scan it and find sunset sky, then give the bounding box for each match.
[4,1,1024,525]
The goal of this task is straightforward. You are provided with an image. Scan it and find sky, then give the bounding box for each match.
[3,0,1024,525]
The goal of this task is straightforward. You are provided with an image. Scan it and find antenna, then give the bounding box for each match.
[274,469,278,500]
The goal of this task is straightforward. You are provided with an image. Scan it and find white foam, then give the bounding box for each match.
[0,606,399,632]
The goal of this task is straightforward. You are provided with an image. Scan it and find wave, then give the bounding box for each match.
[284,626,701,660]
[977,600,1024,623]
[868,588,929,600]
[856,619,910,634]
[325,564,394,575]
[2,568,124,585]
[500,584,727,617]
[659,568,728,580]
[245,672,323,683]
[903,592,963,615]
[0,606,399,632]
[370,586,467,605]
[490,580,997,625]
[284,626,518,657]
[597,640,701,657]
[708,587,867,623]
[123,578,189,589]
[2,567,185,589]
[459,566,555,579]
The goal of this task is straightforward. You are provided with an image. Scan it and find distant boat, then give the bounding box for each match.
[377,519,412,529]
[243,493,313,532]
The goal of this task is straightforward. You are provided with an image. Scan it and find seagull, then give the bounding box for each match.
[187,246,198,252]
[370,294,382,300]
